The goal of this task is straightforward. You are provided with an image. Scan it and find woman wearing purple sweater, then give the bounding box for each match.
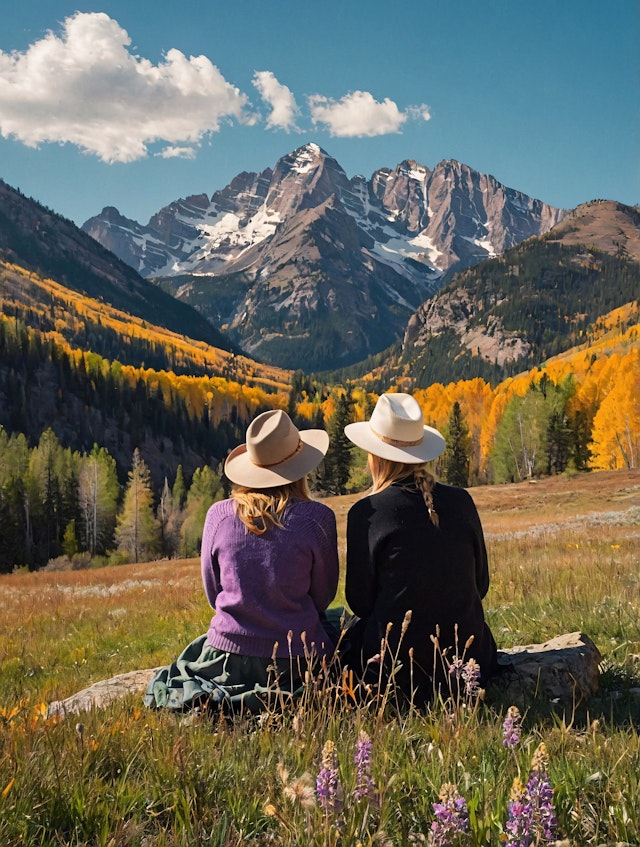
[145,409,339,713]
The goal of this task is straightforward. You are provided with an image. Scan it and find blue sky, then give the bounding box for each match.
[1,1,638,226]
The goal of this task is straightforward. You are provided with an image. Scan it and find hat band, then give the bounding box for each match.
[252,439,303,468]
[371,426,423,448]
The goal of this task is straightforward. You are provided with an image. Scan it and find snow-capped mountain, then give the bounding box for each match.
[83,144,564,370]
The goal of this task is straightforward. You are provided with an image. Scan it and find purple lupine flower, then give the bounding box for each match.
[461,658,481,697]
[505,745,557,846]
[316,740,341,814]
[502,706,522,749]
[505,792,533,847]
[448,657,464,679]
[430,783,471,846]
[525,769,558,842]
[353,730,375,801]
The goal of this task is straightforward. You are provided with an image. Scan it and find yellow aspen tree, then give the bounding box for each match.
[453,378,494,482]
[415,382,447,429]
[479,390,508,478]
[589,349,640,469]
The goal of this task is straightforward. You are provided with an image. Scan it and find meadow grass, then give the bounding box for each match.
[0,470,638,846]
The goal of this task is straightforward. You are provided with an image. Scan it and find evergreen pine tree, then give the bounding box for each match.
[62,519,78,558]
[317,391,354,495]
[443,401,471,487]
[172,464,187,509]
[115,449,159,563]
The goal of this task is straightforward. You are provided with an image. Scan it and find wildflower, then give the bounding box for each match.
[353,730,376,801]
[505,745,557,846]
[502,706,522,749]
[461,658,481,697]
[284,773,316,810]
[505,792,532,847]
[316,740,342,813]
[530,742,548,773]
[430,783,471,846]
[1,704,20,722]
[448,657,464,679]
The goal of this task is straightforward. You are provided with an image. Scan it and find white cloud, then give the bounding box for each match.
[407,104,432,122]
[252,71,299,132]
[157,146,198,160]
[308,90,431,138]
[0,12,250,163]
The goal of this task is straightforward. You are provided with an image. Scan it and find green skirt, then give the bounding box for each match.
[144,608,352,714]
[144,634,312,714]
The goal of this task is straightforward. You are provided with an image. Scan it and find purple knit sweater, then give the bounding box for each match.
[200,497,339,659]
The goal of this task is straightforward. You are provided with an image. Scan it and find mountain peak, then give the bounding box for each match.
[294,141,329,159]
[81,146,566,370]
[277,142,341,177]
[544,199,640,262]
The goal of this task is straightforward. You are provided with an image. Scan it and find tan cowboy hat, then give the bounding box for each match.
[224,409,329,488]
[344,393,446,464]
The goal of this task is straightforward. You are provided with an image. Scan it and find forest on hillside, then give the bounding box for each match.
[0,314,281,487]
[1,310,637,572]
[401,243,640,388]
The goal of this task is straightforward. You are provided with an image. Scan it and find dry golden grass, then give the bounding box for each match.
[324,467,640,541]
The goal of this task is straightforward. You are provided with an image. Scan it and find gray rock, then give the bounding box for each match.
[496,631,601,706]
[47,667,162,718]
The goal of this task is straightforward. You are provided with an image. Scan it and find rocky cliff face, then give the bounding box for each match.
[82,144,565,370]
[399,200,640,386]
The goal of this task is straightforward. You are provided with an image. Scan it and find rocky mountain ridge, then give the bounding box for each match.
[83,144,565,370]
[396,200,640,387]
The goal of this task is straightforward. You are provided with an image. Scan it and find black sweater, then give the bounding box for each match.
[346,480,497,703]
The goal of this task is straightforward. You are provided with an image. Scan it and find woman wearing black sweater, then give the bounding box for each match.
[344,392,497,707]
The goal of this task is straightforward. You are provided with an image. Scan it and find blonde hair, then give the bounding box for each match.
[232,477,311,535]
[368,454,439,526]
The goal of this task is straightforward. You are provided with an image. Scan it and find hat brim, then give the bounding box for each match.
[344,421,446,464]
[224,429,329,488]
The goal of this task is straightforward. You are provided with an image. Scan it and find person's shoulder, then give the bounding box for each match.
[204,497,235,525]
[290,498,335,522]
[347,492,375,518]
[434,482,476,509]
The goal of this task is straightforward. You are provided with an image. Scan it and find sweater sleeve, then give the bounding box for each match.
[345,499,377,618]
[308,506,339,612]
[200,501,225,609]
[465,491,490,598]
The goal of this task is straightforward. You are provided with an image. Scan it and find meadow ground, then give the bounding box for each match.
[0,469,638,845]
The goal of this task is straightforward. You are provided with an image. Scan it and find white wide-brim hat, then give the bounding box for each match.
[224,409,329,488]
[344,393,446,464]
